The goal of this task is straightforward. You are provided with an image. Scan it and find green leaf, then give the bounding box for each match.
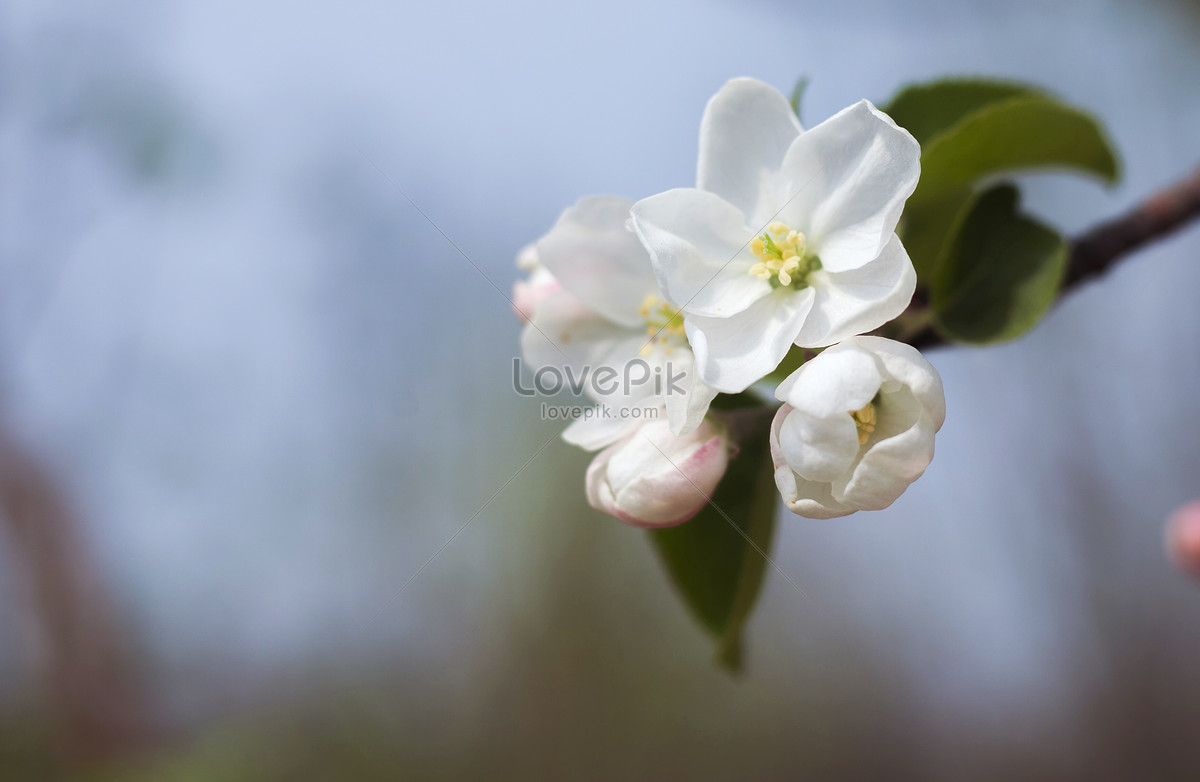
[648,421,777,671]
[898,187,974,282]
[709,390,764,412]
[766,344,808,383]
[789,76,809,123]
[884,78,1037,145]
[932,184,1068,344]
[913,94,1119,205]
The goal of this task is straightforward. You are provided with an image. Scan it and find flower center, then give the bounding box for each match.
[748,221,821,289]
[638,295,686,356]
[851,401,877,445]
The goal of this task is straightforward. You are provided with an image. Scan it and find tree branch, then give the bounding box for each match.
[906,163,1200,351]
[0,431,152,764]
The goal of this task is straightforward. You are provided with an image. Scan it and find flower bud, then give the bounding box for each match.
[770,336,945,518]
[511,244,560,323]
[1167,500,1200,579]
[585,417,730,528]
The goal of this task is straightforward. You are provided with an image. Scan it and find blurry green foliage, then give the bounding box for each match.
[885,79,1035,145]
[648,397,776,672]
[888,77,1119,344]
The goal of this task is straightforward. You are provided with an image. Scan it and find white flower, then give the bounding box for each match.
[511,243,561,323]
[520,195,718,436]
[769,336,945,518]
[629,78,920,393]
[516,242,540,273]
[586,415,730,528]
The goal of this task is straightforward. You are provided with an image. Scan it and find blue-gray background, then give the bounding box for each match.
[2,0,1199,778]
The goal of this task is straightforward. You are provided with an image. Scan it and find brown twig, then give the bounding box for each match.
[906,163,1200,350]
[0,431,152,764]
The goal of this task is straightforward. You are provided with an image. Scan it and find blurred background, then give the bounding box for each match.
[2,0,1200,779]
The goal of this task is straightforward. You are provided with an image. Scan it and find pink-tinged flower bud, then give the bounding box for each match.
[511,244,560,323]
[585,417,729,528]
[1167,500,1200,579]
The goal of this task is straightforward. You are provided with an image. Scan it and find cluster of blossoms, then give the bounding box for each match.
[516,78,945,526]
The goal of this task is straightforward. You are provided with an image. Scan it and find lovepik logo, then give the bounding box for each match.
[512,357,688,398]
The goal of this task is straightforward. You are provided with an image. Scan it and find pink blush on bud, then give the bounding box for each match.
[1167,500,1200,579]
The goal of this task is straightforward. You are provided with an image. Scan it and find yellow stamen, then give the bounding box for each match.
[640,295,686,344]
[851,402,877,445]
[747,220,820,289]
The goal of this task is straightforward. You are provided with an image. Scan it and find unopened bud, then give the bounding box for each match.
[1167,500,1200,579]
[585,417,729,528]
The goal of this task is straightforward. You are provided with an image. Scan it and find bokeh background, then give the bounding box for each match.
[2,0,1200,779]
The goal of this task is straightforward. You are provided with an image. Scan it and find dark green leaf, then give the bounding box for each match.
[898,187,974,282]
[648,422,777,671]
[709,390,764,412]
[884,78,1037,145]
[932,184,1068,344]
[913,94,1119,205]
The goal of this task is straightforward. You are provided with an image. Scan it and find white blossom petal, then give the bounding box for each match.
[856,336,947,430]
[697,78,803,222]
[834,405,937,510]
[662,348,719,436]
[519,290,645,391]
[776,100,920,273]
[590,341,685,414]
[685,287,816,394]
[522,291,714,426]
[515,242,540,272]
[537,195,657,328]
[769,406,856,519]
[630,188,769,318]
[777,407,860,484]
[586,418,729,527]
[792,234,916,347]
[563,405,656,451]
[776,340,882,417]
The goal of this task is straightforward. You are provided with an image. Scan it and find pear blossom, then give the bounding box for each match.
[511,243,560,323]
[520,195,718,435]
[770,336,944,518]
[629,78,920,393]
[585,414,730,528]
